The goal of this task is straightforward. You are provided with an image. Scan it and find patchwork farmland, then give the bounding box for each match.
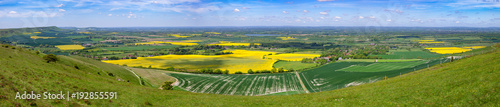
[168,58,450,95]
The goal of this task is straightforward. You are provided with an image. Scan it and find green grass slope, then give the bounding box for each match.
[1,44,498,106]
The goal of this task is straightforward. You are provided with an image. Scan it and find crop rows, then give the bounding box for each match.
[299,58,449,93]
[169,58,449,95]
[168,73,304,96]
[337,60,427,72]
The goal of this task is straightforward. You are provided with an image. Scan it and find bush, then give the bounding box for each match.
[43,54,58,63]
[108,73,114,77]
[161,81,174,90]
[166,67,175,71]
[235,71,243,74]
[248,69,254,74]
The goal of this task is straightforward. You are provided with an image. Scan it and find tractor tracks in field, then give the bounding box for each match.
[295,72,309,93]
[123,67,143,85]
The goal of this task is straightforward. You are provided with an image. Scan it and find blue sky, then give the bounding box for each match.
[0,0,499,28]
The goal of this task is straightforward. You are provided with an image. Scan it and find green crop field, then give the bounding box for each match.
[168,73,305,96]
[372,50,445,59]
[337,60,428,72]
[340,59,421,62]
[168,59,449,95]
[101,45,179,51]
[299,58,449,93]
[273,61,317,70]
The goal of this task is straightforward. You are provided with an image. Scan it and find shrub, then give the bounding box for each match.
[161,81,174,90]
[248,69,254,74]
[108,73,114,77]
[235,71,243,74]
[166,67,175,71]
[43,54,58,63]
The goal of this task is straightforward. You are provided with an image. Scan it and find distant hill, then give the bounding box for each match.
[0,26,63,38]
[1,44,498,106]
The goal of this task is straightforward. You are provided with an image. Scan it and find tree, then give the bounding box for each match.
[223,69,229,74]
[235,71,243,74]
[161,81,174,90]
[278,68,285,73]
[288,68,295,72]
[109,56,120,60]
[248,69,254,74]
[166,67,175,71]
[271,68,277,73]
[43,54,58,63]
[214,69,222,74]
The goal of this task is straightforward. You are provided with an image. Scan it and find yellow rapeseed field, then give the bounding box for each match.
[462,46,486,49]
[265,53,321,61]
[205,32,221,34]
[425,46,486,54]
[191,34,202,36]
[55,45,85,50]
[169,34,190,38]
[103,50,278,74]
[414,40,444,44]
[134,41,198,46]
[180,40,202,42]
[79,32,92,34]
[277,37,296,40]
[208,41,261,46]
[33,32,41,34]
[30,36,56,39]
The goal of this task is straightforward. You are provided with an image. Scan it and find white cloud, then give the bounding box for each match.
[282,11,289,14]
[233,8,240,12]
[235,17,247,21]
[317,0,335,2]
[320,17,325,19]
[2,11,60,17]
[455,21,460,23]
[320,12,328,15]
[447,0,500,9]
[55,4,64,7]
[108,14,113,16]
[410,19,424,23]
[241,7,249,9]
[384,9,403,14]
[58,9,66,12]
[334,16,341,19]
[150,0,201,5]
[386,19,392,22]
[359,16,364,19]
[160,3,221,13]
[368,16,375,19]
[303,10,309,13]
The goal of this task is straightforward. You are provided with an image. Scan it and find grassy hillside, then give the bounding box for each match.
[1,44,498,106]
